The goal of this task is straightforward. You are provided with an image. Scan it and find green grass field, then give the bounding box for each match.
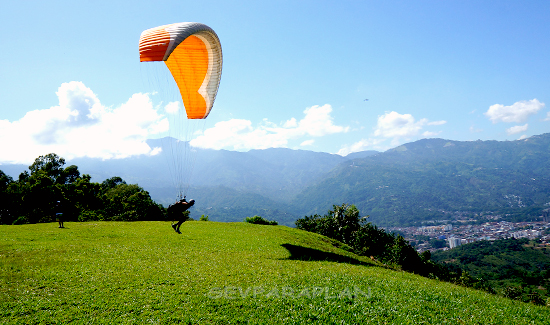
[1,221,549,324]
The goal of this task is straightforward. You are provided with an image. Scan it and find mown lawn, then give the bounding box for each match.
[1,221,549,324]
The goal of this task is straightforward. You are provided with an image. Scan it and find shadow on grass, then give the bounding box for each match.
[281,243,371,266]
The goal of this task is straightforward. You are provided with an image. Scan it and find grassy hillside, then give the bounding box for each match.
[1,222,549,324]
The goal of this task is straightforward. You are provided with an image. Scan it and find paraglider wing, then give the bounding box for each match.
[139,22,222,119]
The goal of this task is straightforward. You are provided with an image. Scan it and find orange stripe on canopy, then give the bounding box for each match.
[165,35,209,119]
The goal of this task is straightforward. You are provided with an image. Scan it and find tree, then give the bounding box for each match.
[332,204,361,244]
[28,153,66,182]
[57,165,80,185]
[67,174,103,221]
[0,170,15,224]
[295,204,363,244]
[0,170,13,192]
[350,222,395,258]
[102,183,164,221]
[390,235,423,272]
[21,170,58,223]
[101,177,127,192]
[430,239,448,249]
[420,250,431,262]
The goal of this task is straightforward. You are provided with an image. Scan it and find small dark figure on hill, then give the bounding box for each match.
[55,201,64,228]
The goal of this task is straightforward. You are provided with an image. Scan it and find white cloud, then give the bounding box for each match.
[190,119,281,150]
[336,111,447,155]
[337,138,386,156]
[373,111,445,138]
[298,105,349,136]
[506,124,529,135]
[484,99,545,123]
[165,101,180,114]
[283,117,298,128]
[374,112,423,138]
[190,104,348,150]
[428,120,447,126]
[0,81,167,164]
[300,139,314,146]
[545,111,550,121]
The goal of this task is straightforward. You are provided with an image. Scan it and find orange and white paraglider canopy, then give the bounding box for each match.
[139,22,222,119]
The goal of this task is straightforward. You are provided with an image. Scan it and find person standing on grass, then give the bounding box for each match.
[55,200,64,228]
[167,198,195,234]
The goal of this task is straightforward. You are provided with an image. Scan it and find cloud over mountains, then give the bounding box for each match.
[0,83,351,164]
[0,82,166,164]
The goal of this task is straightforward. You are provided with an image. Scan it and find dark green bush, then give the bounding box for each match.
[244,215,278,225]
[78,210,103,222]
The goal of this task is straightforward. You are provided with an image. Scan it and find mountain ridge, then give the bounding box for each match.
[2,133,550,226]
[293,133,550,226]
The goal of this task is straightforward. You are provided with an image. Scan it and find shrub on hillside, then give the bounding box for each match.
[244,215,278,225]
[78,210,103,222]
[295,204,361,245]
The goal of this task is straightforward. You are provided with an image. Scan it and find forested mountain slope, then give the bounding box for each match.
[293,134,550,226]
[432,237,550,302]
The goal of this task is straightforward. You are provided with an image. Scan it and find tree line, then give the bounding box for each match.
[0,153,165,225]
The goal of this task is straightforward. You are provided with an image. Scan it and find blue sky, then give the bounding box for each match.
[1,0,549,164]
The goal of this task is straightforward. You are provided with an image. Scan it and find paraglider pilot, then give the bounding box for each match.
[168,198,195,234]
